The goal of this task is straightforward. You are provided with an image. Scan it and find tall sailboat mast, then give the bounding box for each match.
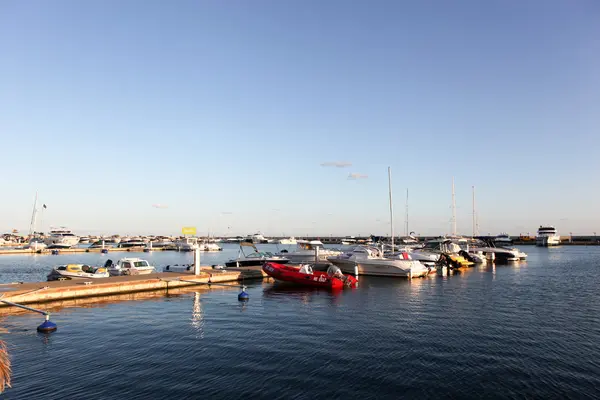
[388,167,394,250]
[28,192,38,237]
[451,177,457,236]
[472,186,476,238]
[405,188,409,236]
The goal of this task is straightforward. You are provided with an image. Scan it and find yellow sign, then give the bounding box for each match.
[181,227,197,235]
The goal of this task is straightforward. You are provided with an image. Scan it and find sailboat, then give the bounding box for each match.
[328,167,430,278]
[23,193,47,251]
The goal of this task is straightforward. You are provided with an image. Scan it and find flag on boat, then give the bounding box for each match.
[43,204,47,209]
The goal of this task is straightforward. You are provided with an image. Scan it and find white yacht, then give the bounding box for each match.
[277,240,342,263]
[536,226,561,247]
[246,233,269,244]
[278,236,297,245]
[175,237,199,251]
[327,246,430,278]
[45,227,80,249]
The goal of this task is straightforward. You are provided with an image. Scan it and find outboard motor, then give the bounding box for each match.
[104,259,113,268]
[459,250,475,263]
[327,265,344,279]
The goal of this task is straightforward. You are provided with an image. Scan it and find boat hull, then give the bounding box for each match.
[263,262,357,289]
[47,271,109,281]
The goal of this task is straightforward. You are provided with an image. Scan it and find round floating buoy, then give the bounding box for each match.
[101,249,108,254]
[143,248,151,253]
[37,318,57,333]
[51,250,59,255]
[238,286,249,301]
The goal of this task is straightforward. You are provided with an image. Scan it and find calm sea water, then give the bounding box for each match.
[1,245,600,399]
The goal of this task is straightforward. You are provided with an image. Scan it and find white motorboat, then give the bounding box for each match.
[278,236,297,245]
[147,238,174,249]
[89,240,115,248]
[117,239,146,248]
[327,245,430,278]
[22,237,48,251]
[225,242,289,267]
[198,242,222,252]
[278,240,342,263]
[47,264,110,281]
[105,258,156,276]
[387,246,439,267]
[175,237,199,251]
[45,227,80,249]
[536,226,561,247]
[469,239,524,262]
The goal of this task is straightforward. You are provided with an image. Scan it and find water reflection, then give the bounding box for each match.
[191,292,204,339]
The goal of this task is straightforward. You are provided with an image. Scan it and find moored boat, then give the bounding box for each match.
[106,258,156,276]
[263,262,358,289]
[225,242,289,267]
[47,264,110,281]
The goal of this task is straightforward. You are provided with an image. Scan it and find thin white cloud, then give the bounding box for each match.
[348,173,368,180]
[152,204,168,209]
[221,211,234,215]
[321,161,352,168]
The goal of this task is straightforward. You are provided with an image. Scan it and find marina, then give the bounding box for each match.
[2,1,598,398]
[1,245,599,398]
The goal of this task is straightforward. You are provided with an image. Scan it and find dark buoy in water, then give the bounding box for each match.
[238,286,249,302]
[37,316,57,333]
[101,249,108,254]
[51,250,59,255]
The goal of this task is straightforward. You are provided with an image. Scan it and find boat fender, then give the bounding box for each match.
[165,265,170,271]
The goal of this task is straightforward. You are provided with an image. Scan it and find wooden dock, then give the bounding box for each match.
[0,266,268,309]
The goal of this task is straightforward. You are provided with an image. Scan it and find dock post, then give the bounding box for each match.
[193,247,201,275]
[314,246,320,263]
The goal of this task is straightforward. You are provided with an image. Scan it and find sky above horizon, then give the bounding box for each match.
[1,1,599,237]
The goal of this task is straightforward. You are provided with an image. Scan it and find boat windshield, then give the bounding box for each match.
[247,252,273,258]
[134,261,150,268]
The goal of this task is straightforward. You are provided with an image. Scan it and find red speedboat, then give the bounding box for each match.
[263,262,358,289]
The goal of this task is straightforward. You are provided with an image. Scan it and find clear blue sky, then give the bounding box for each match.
[1,1,599,237]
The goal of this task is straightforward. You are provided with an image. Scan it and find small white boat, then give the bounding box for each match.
[47,264,110,281]
[225,242,289,267]
[198,242,222,252]
[278,236,297,245]
[106,258,156,276]
[277,240,342,263]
